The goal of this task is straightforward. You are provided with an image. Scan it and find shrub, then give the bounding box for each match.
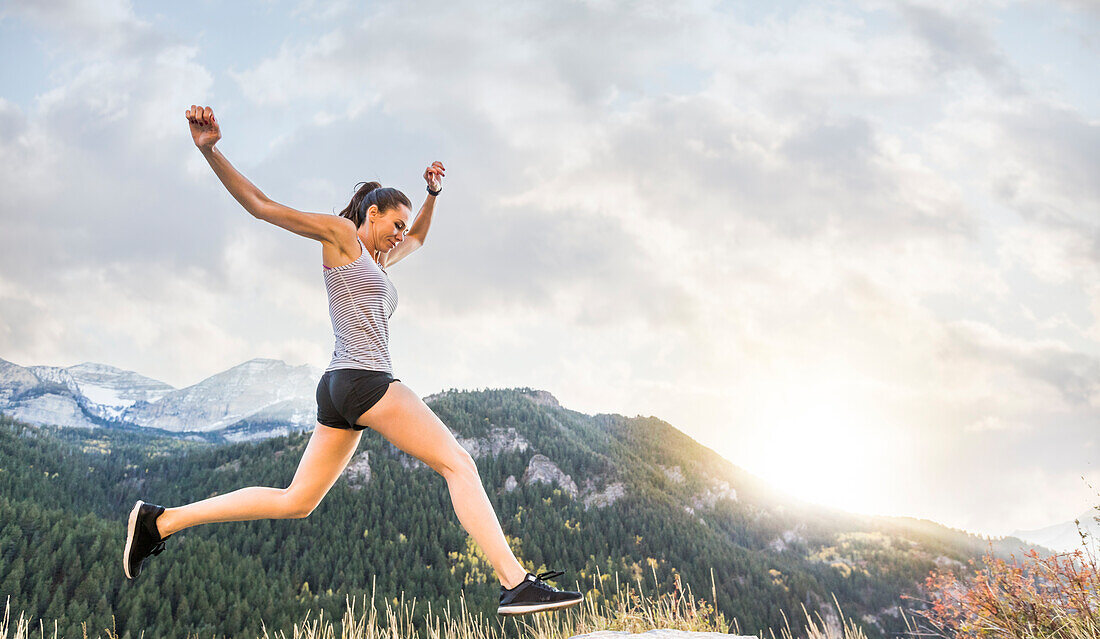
[903,503,1100,638]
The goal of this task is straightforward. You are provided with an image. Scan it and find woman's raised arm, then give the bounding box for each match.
[185,105,348,244]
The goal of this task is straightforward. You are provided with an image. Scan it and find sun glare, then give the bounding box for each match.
[740,379,888,515]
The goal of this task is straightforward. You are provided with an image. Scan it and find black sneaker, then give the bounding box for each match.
[123,500,172,580]
[498,570,584,615]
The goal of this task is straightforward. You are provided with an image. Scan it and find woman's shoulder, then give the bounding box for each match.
[322,220,365,269]
[331,216,358,245]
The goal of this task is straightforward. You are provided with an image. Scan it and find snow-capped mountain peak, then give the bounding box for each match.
[0,356,324,439]
[123,358,323,432]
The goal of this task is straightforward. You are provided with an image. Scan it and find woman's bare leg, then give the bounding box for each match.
[155,423,363,537]
[355,382,529,590]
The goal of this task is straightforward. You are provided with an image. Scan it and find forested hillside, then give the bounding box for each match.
[0,388,1044,638]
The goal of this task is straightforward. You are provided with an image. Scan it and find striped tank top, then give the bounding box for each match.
[322,237,398,375]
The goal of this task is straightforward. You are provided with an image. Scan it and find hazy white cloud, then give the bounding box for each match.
[941,320,1100,408]
[898,1,1023,93]
[2,0,160,55]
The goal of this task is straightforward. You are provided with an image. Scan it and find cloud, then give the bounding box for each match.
[1,0,162,56]
[1050,0,1100,24]
[940,320,1100,408]
[0,0,219,278]
[898,1,1022,93]
[992,103,1100,223]
[966,415,1023,432]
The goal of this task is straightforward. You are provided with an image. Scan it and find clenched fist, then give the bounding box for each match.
[424,161,445,192]
[185,105,221,150]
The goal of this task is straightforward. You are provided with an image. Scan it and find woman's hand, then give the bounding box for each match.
[424,161,445,192]
[185,105,221,151]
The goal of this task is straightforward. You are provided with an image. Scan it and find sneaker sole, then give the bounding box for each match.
[122,499,143,580]
[497,597,583,615]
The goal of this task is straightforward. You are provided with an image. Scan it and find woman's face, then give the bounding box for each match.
[364,204,412,251]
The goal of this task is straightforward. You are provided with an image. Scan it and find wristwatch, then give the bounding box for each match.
[427,184,442,196]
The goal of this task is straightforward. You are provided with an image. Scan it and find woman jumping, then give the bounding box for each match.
[122,104,584,616]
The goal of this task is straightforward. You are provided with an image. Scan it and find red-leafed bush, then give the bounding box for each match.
[903,506,1100,638]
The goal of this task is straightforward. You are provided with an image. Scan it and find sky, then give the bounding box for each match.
[0,0,1097,542]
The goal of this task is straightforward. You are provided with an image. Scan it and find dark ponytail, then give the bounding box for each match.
[338,181,412,228]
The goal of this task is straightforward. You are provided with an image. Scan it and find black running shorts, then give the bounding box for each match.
[315,368,401,431]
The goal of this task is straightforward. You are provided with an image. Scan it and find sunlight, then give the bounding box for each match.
[739,374,889,515]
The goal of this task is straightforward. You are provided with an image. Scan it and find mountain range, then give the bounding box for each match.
[1,355,1088,552]
[1009,509,1100,555]
[0,355,1085,638]
[0,356,319,441]
[2,355,1088,550]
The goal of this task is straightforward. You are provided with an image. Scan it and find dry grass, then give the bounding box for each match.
[1,563,904,639]
[6,539,1094,639]
[249,565,736,639]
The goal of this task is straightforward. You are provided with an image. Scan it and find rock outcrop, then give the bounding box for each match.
[583,481,626,511]
[658,464,686,483]
[393,425,531,471]
[396,450,427,471]
[521,453,578,497]
[691,478,738,510]
[343,450,372,489]
[768,525,807,553]
[456,425,530,458]
[505,465,628,511]
[521,389,560,408]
